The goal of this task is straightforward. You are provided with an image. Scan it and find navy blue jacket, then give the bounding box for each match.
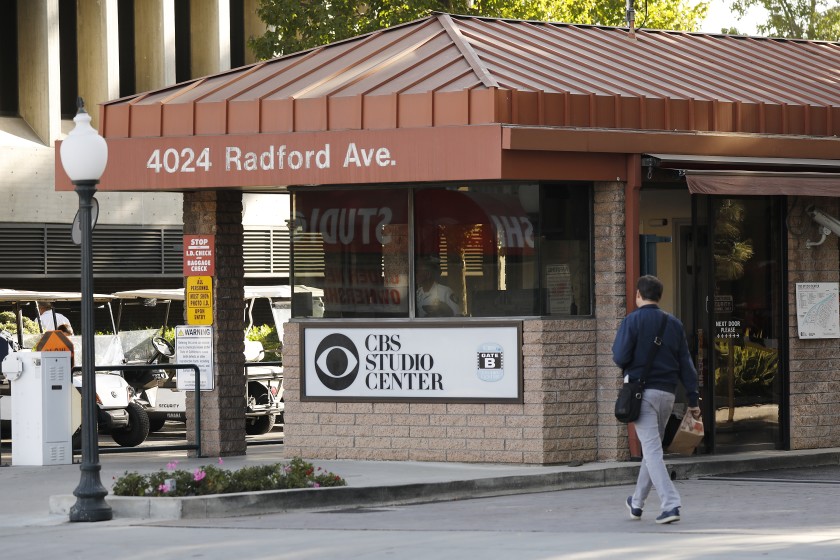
[612,304,699,407]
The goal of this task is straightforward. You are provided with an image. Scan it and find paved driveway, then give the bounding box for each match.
[4,473,838,560]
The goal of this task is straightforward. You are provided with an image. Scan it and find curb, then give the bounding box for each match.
[48,450,840,520]
[49,467,640,520]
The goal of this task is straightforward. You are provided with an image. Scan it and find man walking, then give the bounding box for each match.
[612,275,700,524]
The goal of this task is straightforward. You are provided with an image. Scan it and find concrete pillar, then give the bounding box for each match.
[183,190,247,457]
[17,0,61,146]
[134,0,176,91]
[243,0,265,64]
[77,0,120,128]
[190,0,230,77]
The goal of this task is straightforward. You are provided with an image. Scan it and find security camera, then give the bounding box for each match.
[806,206,840,248]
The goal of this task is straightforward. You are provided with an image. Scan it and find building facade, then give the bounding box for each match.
[0,0,288,329]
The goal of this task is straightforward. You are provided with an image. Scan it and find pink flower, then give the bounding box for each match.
[167,461,179,471]
[193,469,206,482]
[313,482,320,488]
[158,483,171,493]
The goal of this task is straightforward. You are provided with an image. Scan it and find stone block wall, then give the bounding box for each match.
[787,197,840,449]
[282,318,601,464]
[282,181,628,465]
[524,319,599,464]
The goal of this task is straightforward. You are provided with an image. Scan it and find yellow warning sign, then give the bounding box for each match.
[186,276,213,325]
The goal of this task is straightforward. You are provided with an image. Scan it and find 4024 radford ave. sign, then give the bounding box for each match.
[55,127,501,191]
[145,142,395,175]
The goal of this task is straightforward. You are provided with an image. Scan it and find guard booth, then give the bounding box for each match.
[56,14,840,463]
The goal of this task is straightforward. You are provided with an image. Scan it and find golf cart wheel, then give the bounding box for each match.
[246,413,276,435]
[148,415,167,433]
[111,402,151,447]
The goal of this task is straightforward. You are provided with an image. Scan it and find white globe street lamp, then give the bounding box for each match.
[59,98,112,522]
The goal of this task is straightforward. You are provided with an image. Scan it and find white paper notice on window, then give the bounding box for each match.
[795,283,840,339]
[546,264,572,314]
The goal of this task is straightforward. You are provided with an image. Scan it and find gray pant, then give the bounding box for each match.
[630,388,680,512]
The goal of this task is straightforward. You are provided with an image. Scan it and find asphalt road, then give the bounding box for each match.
[703,465,840,483]
[2,470,839,560]
[3,426,839,559]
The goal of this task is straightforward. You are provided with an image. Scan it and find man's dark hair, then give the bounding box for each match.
[637,275,663,302]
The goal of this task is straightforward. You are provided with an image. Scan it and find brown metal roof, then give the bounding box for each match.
[102,13,840,138]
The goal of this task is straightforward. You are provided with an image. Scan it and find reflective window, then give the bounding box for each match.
[292,189,409,318]
[291,182,591,319]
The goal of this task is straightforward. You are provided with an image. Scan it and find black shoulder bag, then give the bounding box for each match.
[614,312,669,424]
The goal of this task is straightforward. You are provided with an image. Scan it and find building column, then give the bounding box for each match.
[77,0,120,128]
[594,181,628,461]
[17,0,61,145]
[190,0,230,77]
[183,190,246,457]
[134,0,176,91]
[243,0,266,64]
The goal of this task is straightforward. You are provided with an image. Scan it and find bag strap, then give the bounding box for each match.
[639,312,669,386]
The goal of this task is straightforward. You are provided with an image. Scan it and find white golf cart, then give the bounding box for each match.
[111,285,320,435]
[0,289,150,448]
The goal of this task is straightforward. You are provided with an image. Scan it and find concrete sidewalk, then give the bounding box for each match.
[3,444,839,524]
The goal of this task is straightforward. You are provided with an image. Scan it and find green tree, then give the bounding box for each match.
[729,0,840,40]
[249,0,709,60]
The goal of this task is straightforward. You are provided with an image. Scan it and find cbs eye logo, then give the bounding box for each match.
[314,333,359,391]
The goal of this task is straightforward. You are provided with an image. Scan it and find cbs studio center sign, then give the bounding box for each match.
[302,324,522,401]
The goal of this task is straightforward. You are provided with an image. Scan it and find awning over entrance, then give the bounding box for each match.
[644,153,840,197]
[648,154,840,171]
[685,171,840,197]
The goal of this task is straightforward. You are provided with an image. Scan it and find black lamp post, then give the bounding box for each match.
[60,98,112,522]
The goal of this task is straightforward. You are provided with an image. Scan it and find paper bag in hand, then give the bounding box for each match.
[666,413,704,456]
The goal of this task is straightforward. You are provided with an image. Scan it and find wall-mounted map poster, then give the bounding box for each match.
[795,283,840,339]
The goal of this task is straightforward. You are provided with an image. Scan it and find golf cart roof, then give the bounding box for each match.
[111,285,323,301]
[0,289,116,303]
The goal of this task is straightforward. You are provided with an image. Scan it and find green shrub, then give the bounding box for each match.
[159,326,175,345]
[714,342,778,399]
[246,323,281,362]
[0,311,41,334]
[111,456,345,497]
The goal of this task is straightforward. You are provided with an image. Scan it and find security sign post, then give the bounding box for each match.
[183,234,215,276]
[184,233,214,326]
[186,276,213,326]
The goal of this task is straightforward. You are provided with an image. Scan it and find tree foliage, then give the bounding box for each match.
[728,0,840,40]
[249,0,710,60]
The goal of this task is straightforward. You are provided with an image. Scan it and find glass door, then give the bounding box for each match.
[691,195,786,452]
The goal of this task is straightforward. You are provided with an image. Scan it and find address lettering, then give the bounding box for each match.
[146,143,396,174]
